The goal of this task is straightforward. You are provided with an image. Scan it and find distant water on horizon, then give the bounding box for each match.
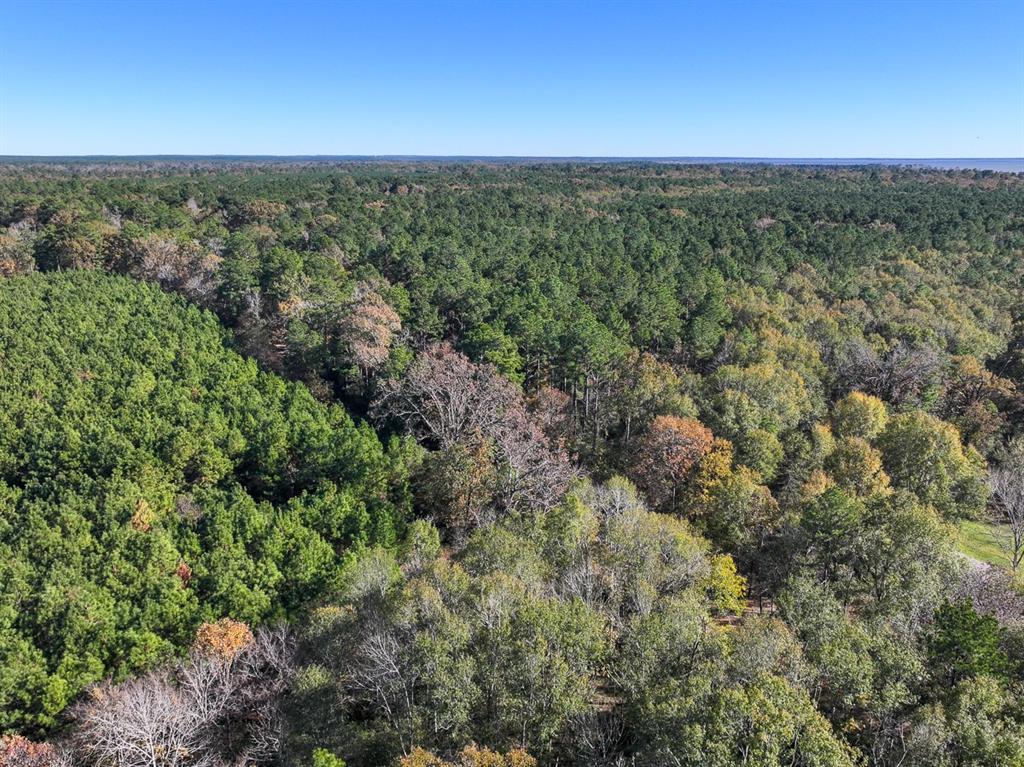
[655,157,1024,172]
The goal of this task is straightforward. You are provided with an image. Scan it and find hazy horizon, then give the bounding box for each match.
[3,154,1021,172]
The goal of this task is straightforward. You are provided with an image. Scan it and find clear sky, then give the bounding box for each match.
[1,0,1022,157]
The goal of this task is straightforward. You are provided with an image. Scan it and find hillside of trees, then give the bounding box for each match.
[0,272,410,734]
[1,162,1022,766]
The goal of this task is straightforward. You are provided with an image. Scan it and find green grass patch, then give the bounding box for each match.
[957,519,1014,567]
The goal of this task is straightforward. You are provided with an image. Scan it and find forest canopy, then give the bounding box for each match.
[1,161,1022,767]
[0,271,409,733]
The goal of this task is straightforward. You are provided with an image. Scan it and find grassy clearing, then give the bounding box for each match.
[957,519,1014,567]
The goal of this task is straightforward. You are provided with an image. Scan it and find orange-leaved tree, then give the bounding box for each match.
[630,415,714,513]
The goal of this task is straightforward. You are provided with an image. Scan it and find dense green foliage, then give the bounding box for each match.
[0,272,408,733]
[1,162,1022,767]
[3,163,1022,471]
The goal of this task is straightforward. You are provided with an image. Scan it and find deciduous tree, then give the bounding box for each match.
[630,415,713,513]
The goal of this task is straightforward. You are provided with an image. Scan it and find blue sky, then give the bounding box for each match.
[1,0,1022,157]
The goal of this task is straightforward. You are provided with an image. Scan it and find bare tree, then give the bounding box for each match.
[0,221,37,277]
[567,710,626,766]
[66,625,294,767]
[954,566,1024,628]
[376,343,574,518]
[70,671,203,767]
[347,629,419,756]
[375,342,515,450]
[837,340,942,407]
[989,459,1024,572]
[490,409,575,513]
[116,233,221,305]
[577,477,646,519]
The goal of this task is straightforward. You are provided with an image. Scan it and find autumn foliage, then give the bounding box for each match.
[0,736,58,767]
[630,415,714,512]
[2,163,1023,767]
[192,618,255,660]
[340,281,401,372]
[398,745,536,767]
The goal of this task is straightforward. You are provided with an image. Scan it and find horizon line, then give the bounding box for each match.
[2,154,1022,160]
